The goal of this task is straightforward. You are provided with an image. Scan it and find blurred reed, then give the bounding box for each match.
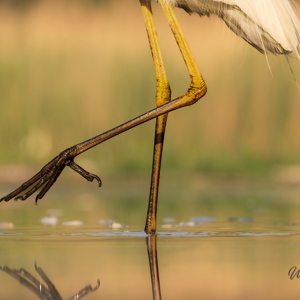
[0,0,300,177]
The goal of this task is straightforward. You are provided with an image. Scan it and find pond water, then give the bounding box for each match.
[0,175,300,299]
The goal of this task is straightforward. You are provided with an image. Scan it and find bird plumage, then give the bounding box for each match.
[159,0,300,58]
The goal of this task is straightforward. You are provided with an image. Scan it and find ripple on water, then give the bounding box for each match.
[61,231,297,238]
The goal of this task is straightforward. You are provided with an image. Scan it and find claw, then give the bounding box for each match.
[1,147,102,203]
[15,195,27,201]
[68,161,102,187]
[1,196,10,202]
[35,195,39,206]
[89,174,102,187]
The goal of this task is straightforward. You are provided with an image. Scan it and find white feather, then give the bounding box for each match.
[159,0,300,58]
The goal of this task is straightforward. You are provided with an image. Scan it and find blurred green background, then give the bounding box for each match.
[0,0,300,183]
[0,3,300,299]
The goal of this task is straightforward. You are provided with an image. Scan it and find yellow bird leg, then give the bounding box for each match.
[144,1,207,234]
[140,0,171,106]
[141,0,171,235]
[159,1,204,92]
[1,2,207,236]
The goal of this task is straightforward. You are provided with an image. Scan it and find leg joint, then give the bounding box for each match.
[185,79,207,106]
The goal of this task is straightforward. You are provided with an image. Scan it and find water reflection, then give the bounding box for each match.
[1,264,100,300]
[146,235,161,300]
[0,236,163,300]
[0,227,299,299]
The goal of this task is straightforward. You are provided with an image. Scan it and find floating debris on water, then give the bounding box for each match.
[99,219,128,229]
[190,216,216,225]
[0,222,14,229]
[108,222,128,229]
[40,216,58,226]
[161,224,178,229]
[178,221,195,227]
[62,220,83,226]
[161,216,216,229]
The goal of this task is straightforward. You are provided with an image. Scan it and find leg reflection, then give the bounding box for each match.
[1,263,100,300]
[146,235,162,300]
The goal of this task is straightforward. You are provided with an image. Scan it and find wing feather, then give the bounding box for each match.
[163,0,300,58]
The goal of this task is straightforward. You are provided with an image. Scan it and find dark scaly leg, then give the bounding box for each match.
[146,235,162,299]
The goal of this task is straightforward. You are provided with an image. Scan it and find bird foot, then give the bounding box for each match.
[0,146,101,204]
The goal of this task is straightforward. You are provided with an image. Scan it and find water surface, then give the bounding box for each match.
[0,177,300,299]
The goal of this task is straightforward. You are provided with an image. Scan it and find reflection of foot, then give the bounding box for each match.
[1,264,100,300]
[0,147,101,204]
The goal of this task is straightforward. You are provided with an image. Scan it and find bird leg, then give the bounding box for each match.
[140,0,171,235]
[144,1,207,234]
[1,90,206,205]
[1,3,207,229]
[1,84,205,205]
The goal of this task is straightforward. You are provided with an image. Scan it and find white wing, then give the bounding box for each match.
[165,0,300,58]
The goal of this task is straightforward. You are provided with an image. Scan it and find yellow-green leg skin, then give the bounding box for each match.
[141,1,207,234]
[159,1,205,91]
[140,0,171,234]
